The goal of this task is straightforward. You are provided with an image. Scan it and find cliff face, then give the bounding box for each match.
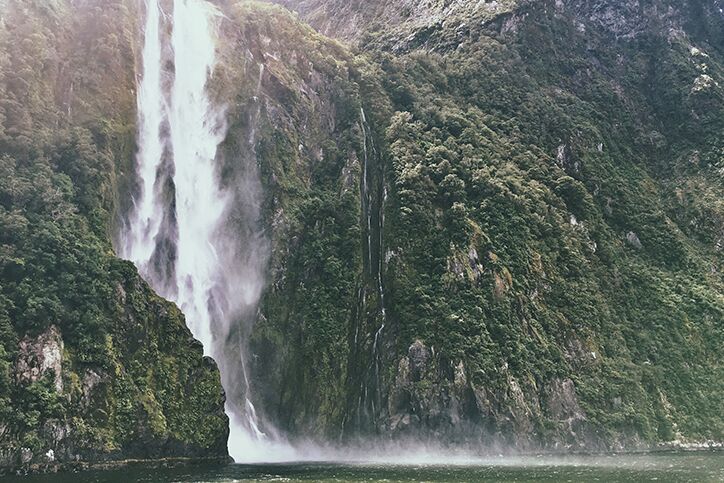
[0,0,228,473]
[208,2,388,438]
[1,0,722,471]
[272,0,520,43]
[275,0,723,48]
[244,0,723,450]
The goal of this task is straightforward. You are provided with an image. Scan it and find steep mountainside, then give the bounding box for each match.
[252,0,724,450]
[0,0,722,473]
[0,0,227,473]
[275,0,724,49]
[273,0,520,43]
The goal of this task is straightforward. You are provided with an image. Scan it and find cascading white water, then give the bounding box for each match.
[123,0,166,282]
[122,0,296,463]
[168,0,226,354]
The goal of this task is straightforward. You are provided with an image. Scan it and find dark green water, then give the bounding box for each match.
[5,452,723,482]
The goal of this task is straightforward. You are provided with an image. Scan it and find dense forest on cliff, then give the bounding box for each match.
[250,0,724,449]
[0,0,722,473]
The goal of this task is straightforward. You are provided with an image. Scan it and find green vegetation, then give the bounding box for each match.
[248,0,723,447]
[0,0,227,470]
[1,0,722,471]
[376,20,723,440]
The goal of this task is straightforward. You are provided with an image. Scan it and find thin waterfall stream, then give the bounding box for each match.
[121,0,295,463]
[360,108,386,405]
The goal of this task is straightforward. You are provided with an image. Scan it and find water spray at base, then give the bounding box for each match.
[121,0,295,463]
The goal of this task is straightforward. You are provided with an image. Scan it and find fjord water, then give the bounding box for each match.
[7,453,723,482]
[121,0,293,462]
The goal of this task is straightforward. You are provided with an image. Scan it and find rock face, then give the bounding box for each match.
[277,0,723,52]
[561,0,724,43]
[15,326,64,394]
[273,0,520,43]
[385,341,596,450]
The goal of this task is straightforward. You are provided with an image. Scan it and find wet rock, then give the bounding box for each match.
[389,413,417,431]
[40,419,69,448]
[467,248,484,280]
[81,369,104,408]
[502,370,537,440]
[544,378,586,426]
[15,325,64,394]
[20,448,32,465]
[626,231,642,249]
[408,340,431,382]
[448,361,468,425]
[555,143,580,174]
[447,256,466,279]
[447,247,484,282]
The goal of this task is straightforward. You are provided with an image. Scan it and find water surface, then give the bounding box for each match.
[6,452,723,482]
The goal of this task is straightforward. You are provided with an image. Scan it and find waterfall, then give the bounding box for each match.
[168,0,226,355]
[355,108,387,427]
[360,108,386,347]
[121,0,295,463]
[122,0,166,286]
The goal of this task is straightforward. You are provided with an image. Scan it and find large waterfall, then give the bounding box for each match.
[121,0,294,463]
